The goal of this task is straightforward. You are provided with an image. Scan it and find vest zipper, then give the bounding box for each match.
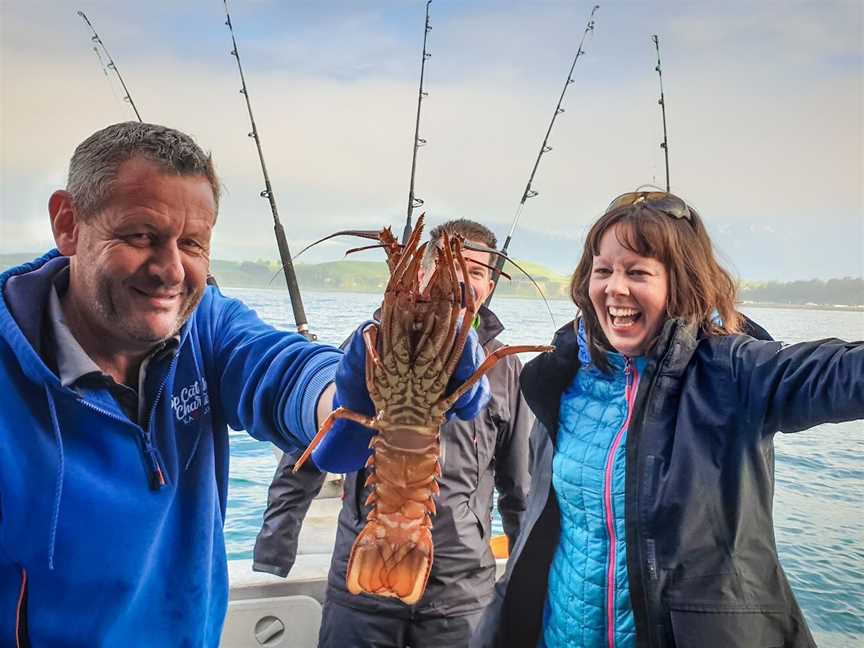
[603,358,640,648]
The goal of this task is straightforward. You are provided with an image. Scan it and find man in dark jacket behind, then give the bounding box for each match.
[253,219,534,647]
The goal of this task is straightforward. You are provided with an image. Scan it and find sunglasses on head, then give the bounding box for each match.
[605,191,694,222]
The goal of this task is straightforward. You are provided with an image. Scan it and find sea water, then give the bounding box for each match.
[222,287,864,646]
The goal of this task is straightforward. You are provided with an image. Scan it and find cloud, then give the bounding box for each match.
[1,1,861,279]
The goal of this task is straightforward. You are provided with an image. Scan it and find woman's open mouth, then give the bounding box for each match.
[608,306,641,329]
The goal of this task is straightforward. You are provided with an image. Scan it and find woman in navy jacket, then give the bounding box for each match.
[472,191,864,648]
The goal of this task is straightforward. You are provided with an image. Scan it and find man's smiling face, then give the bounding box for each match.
[460,242,495,313]
[66,156,216,354]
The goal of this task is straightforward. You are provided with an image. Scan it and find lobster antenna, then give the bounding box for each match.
[652,34,670,192]
[222,0,314,340]
[76,10,142,121]
[400,0,433,246]
[487,4,600,304]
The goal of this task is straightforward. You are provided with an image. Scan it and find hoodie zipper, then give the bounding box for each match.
[78,356,177,490]
[76,380,170,492]
[141,357,177,489]
[603,357,640,648]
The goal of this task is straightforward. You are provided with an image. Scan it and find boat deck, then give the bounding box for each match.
[222,491,505,647]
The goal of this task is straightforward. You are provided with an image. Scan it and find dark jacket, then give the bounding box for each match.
[473,318,864,648]
[254,306,533,617]
[253,452,328,577]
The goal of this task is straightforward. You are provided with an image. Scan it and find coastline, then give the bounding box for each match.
[3,254,861,311]
[223,284,864,313]
[737,301,864,313]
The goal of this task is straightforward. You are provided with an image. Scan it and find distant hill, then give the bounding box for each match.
[2,253,861,307]
[211,258,572,299]
[738,278,864,308]
[211,259,863,306]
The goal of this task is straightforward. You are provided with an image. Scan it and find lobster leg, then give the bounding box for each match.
[381,216,427,360]
[434,344,555,416]
[441,238,476,377]
[362,324,382,371]
[436,234,469,370]
[292,406,380,473]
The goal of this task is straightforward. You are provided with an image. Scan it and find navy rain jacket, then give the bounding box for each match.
[473,318,864,648]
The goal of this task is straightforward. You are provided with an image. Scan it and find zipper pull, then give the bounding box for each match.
[625,357,632,376]
[145,446,166,490]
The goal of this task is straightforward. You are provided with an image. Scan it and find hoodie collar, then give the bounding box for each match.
[47,279,104,387]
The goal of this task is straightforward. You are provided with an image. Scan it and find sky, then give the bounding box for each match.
[1,0,862,281]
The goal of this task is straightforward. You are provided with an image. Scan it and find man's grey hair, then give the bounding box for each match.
[67,121,220,218]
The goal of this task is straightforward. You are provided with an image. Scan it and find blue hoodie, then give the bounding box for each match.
[0,252,341,647]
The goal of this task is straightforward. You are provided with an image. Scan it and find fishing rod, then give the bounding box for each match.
[89,41,122,105]
[76,10,142,121]
[486,4,600,304]
[652,34,670,192]
[222,0,313,339]
[400,0,433,246]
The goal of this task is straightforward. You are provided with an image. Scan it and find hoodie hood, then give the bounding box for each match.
[0,251,70,571]
[0,250,66,387]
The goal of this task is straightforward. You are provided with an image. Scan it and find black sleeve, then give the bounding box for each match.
[252,450,327,577]
[493,356,534,552]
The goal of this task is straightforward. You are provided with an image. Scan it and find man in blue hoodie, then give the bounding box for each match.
[0,121,488,647]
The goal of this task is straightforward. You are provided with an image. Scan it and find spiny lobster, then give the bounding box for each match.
[295,214,552,604]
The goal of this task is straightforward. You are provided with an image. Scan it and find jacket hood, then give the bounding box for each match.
[0,250,66,387]
[0,251,69,570]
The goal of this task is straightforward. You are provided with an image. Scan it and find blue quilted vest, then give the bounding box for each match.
[541,328,645,648]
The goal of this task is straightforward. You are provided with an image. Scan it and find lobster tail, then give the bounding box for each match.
[346,521,434,605]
